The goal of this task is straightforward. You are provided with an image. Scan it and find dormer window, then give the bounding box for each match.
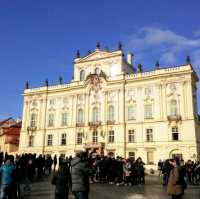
[80,70,85,81]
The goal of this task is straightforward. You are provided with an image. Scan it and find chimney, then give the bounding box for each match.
[127,53,133,65]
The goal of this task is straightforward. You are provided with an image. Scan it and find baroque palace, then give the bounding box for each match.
[19,43,200,165]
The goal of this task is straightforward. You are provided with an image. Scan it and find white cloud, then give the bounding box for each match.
[126,27,200,68]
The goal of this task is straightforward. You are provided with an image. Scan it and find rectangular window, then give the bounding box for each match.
[128,105,136,120]
[49,99,55,106]
[61,133,67,145]
[144,104,153,119]
[47,135,53,146]
[129,152,135,159]
[29,136,34,147]
[61,112,68,126]
[147,151,154,165]
[128,129,135,143]
[172,127,179,141]
[92,131,98,143]
[76,133,83,145]
[108,130,114,143]
[48,113,55,127]
[146,129,153,142]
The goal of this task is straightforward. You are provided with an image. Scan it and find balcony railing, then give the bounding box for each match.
[107,120,115,125]
[167,115,182,122]
[88,121,101,126]
[76,122,85,127]
[27,126,37,131]
[84,142,105,149]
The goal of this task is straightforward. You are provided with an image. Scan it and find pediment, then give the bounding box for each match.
[75,50,121,63]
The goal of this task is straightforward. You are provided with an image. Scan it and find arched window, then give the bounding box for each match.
[30,113,37,127]
[95,67,100,74]
[80,70,85,81]
[108,105,114,121]
[170,99,178,116]
[92,107,100,122]
[77,109,84,123]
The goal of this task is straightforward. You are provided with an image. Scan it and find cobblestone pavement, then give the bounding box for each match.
[23,176,200,199]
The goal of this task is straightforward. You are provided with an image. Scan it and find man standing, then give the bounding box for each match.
[71,152,90,199]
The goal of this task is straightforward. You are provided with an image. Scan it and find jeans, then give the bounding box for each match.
[0,185,13,199]
[73,191,88,199]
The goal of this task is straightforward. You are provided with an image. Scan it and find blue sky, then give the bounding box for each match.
[0,0,200,120]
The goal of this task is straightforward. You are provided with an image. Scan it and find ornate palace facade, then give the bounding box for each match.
[19,44,200,165]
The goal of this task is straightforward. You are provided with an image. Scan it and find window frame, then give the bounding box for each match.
[108,130,114,143]
[128,129,135,143]
[47,134,53,146]
[144,104,153,119]
[61,133,67,145]
[146,128,153,142]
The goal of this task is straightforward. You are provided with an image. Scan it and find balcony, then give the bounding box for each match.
[167,115,182,122]
[27,126,37,132]
[88,121,101,126]
[84,142,105,149]
[107,120,115,125]
[76,122,85,127]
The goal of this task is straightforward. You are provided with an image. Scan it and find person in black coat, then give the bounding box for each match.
[51,161,70,199]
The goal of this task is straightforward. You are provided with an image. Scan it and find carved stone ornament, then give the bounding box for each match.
[127,89,136,101]
[144,87,152,96]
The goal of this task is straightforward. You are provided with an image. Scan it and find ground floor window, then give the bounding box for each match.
[76,133,83,145]
[147,151,154,165]
[129,152,135,159]
[172,127,179,141]
[61,133,67,145]
[92,131,98,144]
[47,135,53,146]
[28,136,34,147]
[108,130,114,143]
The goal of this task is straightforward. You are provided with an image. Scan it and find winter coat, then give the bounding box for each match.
[167,166,184,196]
[51,166,70,195]
[0,163,16,185]
[71,157,90,192]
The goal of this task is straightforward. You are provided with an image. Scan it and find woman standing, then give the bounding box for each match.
[167,158,184,199]
[51,161,70,199]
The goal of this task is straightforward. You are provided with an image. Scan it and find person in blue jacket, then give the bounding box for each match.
[0,155,16,199]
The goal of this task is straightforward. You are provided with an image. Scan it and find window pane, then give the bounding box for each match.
[61,112,68,126]
[108,106,114,121]
[61,133,66,145]
[108,130,114,143]
[77,109,84,123]
[144,104,152,119]
[48,114,54,127]
[128,106,136,120]
[146,129,153,142]
[76,133,83,145]
[30,113,37,127]
[47,135,53,146]
[170,99,178,116]
[92,131,98,143]
[128,130,135,143]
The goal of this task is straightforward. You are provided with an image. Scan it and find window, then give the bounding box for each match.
[144,104,153,119]
[129,152,135,159]
[61,112,68,126]
[170,99,178,116]
[92,107,100,122]
[49,99,55,106]
[30,113,37,127]
[95,68,100,74]
[61,133,67,145]
[92,131,98,143]
[108,105,114,121]
[108,130,114,143]
[47,135,53,146]
[128,105,136,120]
[128,129,135,143]
[172,127,179,141]
[146,129,153,142]
[77,109,84,123]
[80,70,85,81]
[48,113,55,127]
[147,151,154,164]
[76,133,83,145]
[28,136,34,147]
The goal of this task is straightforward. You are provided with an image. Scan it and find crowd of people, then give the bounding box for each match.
[0,151,199,199]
